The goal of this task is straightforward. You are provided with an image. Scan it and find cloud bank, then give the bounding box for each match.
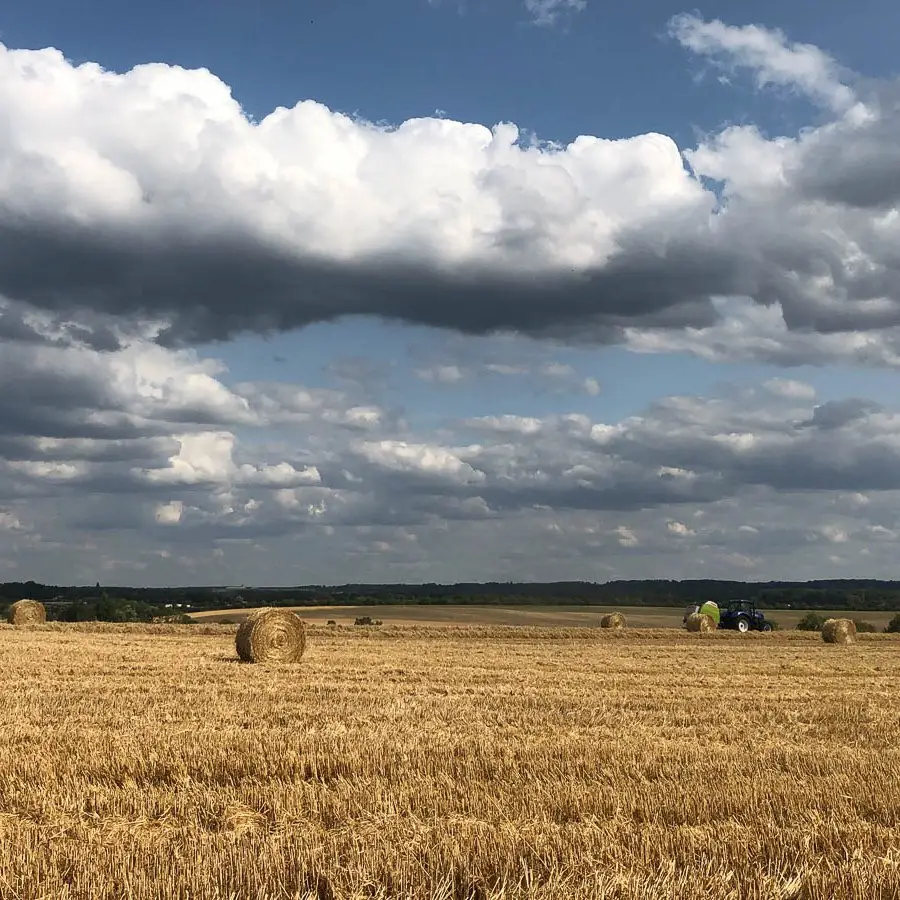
[2,308,900,583]
[0,15,897,351]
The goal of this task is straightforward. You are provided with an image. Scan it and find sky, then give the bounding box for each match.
[1,1,900,586]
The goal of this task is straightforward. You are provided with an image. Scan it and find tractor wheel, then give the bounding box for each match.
[735,616,750,633]
[761,623,773,632]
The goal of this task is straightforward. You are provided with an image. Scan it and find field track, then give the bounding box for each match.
[1,622,899,899]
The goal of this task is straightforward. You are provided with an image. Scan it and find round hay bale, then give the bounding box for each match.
[600,612,626,630]
[7,599,46,626]
[822,617,856,645]
[236,608,306,663]
[686,612,716,633]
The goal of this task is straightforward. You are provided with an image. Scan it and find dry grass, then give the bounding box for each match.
[599,612,626,630]
[1,623,899,899]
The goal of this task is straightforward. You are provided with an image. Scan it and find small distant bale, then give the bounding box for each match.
[235,608,306,663]
[7,599,47,626]
[686,612,716,633]
[600,612,626,630]
[822,617,856,645]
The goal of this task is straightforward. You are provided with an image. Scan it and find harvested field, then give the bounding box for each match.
[1,623,899,899]
[190,602,900,630]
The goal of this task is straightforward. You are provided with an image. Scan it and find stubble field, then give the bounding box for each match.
[190,603,900,630]
[1,622,899,899]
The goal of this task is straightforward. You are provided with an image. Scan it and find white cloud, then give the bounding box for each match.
[106,343,253,424]
[415,365,469,383]
[356,440,486,485]
[7,460,87,481]
[322,406,386,430]
[0,41,706,335]
[154,501,183,525]
[762,379,816,401]
[485,364,530,376]
[461,415,545,436]
[524,0,587,27]
[0,511,24,531]
[668,14,856,113]
[819,524,849,544]
[141,432,236,486]
[540,362,576,378]
[236,463,321,488]
[720,552,761,570]
[667,520,695,537]
[416,357,598,392]
[623,297,900,370]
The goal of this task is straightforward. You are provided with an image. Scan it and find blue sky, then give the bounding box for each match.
[199,322,900,428]
[1,0,900,584]
[4,0,898,136]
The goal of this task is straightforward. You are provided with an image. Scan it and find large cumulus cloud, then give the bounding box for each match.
[0,15,898,349]
[0,43,712,344]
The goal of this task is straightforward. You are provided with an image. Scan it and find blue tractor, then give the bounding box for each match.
[683,598,774,632]
[718,598,773,632]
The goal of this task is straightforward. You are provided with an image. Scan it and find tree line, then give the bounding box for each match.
[4,578,900,614]
[0,590,192,624]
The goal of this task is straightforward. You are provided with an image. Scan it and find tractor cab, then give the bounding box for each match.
[719,598,773,633]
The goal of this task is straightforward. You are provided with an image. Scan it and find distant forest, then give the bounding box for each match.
[4,578,900,615]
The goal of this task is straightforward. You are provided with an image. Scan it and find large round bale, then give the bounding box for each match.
[822,617,856,645]
[236,608,306,663]
[600,612,626,630]
[699,600,721,627]
[686,612,716,633]
[7,599,47,626]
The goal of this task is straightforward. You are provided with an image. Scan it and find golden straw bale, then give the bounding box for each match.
[600,612,627,630]
[6,599,46,626]
[235,608,306,663]
[686,612,716,633]
[822,617,856,645]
